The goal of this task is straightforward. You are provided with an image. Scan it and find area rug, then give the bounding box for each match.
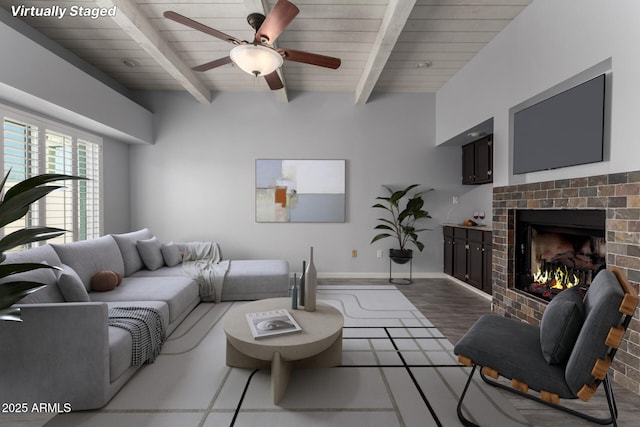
[45,285,528,427]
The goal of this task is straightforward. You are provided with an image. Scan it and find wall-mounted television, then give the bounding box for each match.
[513,74,606,174]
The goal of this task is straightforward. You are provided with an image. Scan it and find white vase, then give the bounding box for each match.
[304,246,317,312]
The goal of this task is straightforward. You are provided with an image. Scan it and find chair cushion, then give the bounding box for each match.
[565,269,625,395]
[454,314,575,398]
[540,286,585,365]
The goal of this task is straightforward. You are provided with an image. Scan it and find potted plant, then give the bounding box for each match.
[0,172,84,322]
[370,184,432,264]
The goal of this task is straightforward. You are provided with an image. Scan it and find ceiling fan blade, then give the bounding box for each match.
[279,49,341,69]
[254,0,299,45]
[164,11,242,45]
[264,71,284,90]
[192,56,233,72]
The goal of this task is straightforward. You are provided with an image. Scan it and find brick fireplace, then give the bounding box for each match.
[492,171,640,394]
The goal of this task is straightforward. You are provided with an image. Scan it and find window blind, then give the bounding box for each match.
[1,105,103,247]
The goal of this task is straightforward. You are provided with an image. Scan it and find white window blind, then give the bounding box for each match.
[1,104,103,248]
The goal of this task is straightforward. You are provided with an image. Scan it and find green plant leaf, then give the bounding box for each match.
[4,174,86,200]
[370,233,392,244]
[0,281,47,308]
[0,171,9,194]
[0,227,66,254]
[371,203,391,211]
[0,262,61,280]
[370,184,431,252]
[0,307,22,322]
[0,186,63,228]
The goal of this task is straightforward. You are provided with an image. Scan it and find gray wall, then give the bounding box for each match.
[436,0,640,186]
[102,137,131,235]
[130,90,464,276]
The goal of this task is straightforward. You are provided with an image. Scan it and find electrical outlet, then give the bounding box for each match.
[453,196,459,205]
[352,249,358,258]
[377,250,383,258]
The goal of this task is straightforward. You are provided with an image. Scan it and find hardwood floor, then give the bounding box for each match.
[321,277,640,427]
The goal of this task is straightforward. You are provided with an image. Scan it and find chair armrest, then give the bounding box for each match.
[0,302,110,410]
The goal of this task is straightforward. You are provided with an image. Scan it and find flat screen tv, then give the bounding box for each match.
[513,74,605,174]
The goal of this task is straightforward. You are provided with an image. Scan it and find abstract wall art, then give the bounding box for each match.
[255,159,346,222]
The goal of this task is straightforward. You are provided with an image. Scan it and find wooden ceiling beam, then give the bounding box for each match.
[96,0,211,104]
[355,0,416,105]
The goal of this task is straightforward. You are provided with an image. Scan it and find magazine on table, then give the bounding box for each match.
[245,309,302,339]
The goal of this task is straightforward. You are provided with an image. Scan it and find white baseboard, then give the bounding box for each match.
[441,274,493,301]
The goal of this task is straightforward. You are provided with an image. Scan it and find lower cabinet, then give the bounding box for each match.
[443,226,492,295]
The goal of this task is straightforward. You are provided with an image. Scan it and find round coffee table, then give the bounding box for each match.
[223,297,343,404]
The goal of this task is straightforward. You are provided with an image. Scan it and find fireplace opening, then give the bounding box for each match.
[515,209,606,301]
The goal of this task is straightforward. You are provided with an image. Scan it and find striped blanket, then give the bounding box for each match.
[108,307,166,365]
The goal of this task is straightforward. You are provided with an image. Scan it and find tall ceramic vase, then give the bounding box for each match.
[304,246,317,312]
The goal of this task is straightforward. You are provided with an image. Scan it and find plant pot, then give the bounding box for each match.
[390,249,413,264]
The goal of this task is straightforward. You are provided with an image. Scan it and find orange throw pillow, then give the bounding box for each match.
[91,270,120,292]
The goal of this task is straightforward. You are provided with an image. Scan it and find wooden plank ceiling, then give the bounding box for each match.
[0,0,531,104]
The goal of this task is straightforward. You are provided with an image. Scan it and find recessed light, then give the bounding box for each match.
[121,58,139,68]
[467,131,486,138]
[416,61,433,69]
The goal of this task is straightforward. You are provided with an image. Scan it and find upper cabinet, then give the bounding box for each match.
[462,135,493,185]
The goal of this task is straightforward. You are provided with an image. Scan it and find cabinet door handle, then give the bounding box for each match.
[465,244,469,250]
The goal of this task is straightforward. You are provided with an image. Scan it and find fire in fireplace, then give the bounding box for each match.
[515,209,606,301]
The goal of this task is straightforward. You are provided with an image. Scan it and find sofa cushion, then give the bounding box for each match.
[7,265,64,304]
[130,265,185,277]
[222,260,289,301]
[91,271,120,292]
[112,228,154,276]
[1,245,65,304]
[90,276,199,323]
[52,235,125,291]
[540,286,585,365]
[161,242,183,267]
[107,301,169,382]
[137,237,164,271]
[57,264,90,302]
[2,244,62,266]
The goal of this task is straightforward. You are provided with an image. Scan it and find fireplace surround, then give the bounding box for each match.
[492,171,640,395]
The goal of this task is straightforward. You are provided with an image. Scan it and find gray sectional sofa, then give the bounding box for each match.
[0,228,289,410]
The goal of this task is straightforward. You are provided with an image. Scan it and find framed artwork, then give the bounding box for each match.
[255,159,346,222]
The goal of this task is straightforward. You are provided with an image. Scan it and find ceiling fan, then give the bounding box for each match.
[163,0,341,90]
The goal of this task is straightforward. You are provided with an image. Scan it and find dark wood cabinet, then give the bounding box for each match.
[443,226,492,295]
[462,135,493,185]
[482,239,493,294]
[443,226,454,276]
[453,227,468,281]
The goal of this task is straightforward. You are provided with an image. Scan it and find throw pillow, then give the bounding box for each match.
[137,237,165,271]
[91,270,120,292]
[57,264,90,302]
[161,242,183,267]
[540,286,585,365]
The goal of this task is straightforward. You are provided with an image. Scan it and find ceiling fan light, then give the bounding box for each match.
[230,44,283,77]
